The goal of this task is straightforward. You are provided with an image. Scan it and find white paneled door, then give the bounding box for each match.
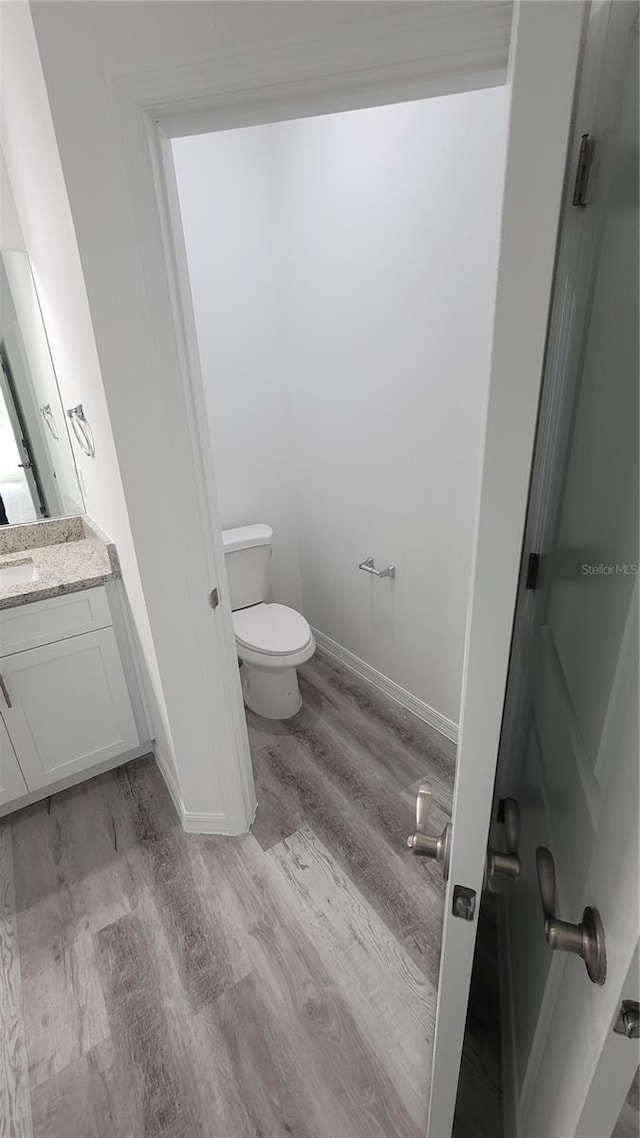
[426,2,638,1136]
[498,5,639,1136]
[424,4,587,1134]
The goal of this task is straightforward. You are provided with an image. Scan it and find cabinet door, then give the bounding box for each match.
[0,714,27,804]
[0,628,139,791]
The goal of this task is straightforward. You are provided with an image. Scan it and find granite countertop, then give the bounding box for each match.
[0,516,120,610]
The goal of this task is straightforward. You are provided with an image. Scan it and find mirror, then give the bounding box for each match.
[0,250,85,525]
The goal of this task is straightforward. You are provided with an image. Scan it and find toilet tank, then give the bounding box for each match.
[221,524,273,610]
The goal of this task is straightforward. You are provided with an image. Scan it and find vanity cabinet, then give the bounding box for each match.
[0,586,142,805]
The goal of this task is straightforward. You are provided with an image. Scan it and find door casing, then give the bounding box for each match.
[110,13,511,839]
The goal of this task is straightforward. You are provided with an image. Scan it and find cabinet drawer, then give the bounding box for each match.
[0,587,112,656]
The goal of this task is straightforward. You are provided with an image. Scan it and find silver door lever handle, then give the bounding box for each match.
[536,846,607,985]
[406,780,452,881]
[359,556,396,579]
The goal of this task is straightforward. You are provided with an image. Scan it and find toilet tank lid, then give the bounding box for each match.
[221,523,273,553]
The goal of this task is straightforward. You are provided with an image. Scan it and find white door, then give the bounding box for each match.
[426,2,639,1135]
[424,4,588,1135]
[497,4,639,1135]
[0,714,27,804]
[0,627,139,790]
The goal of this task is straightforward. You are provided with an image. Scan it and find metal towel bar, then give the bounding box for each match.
[358,556,396,579]
[67,404,95,458]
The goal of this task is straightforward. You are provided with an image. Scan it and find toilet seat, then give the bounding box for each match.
[233,603,313,658]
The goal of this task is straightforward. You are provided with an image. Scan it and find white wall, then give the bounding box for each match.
[0,149,25,250]
[0,4,176,770]
[174,88,505,726]
[173,126,302,611]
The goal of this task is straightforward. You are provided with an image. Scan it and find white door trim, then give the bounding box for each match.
[109,9,511,836]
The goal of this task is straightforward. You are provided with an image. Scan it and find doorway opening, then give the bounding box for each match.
[169,85,508,1133]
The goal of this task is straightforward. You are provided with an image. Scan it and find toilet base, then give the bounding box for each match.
[240,662,302,720]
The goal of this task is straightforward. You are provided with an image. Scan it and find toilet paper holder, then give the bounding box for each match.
[358,556,396,580]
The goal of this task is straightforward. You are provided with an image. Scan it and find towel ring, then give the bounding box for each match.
[67,404,95,458]
[40,403,59,441]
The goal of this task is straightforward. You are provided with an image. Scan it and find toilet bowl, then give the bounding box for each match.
[222,524,316,720]
[233,602,315,719]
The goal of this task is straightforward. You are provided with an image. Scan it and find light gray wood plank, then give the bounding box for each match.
[22,930,110,1089]
[246,650,456,809]
[11,799,89,979]
[0,822,33,1138]
[50,776,137,934]
[94,903,202,1138]
[268,826,437,1130]
[252,734,446,980]
[200,832,422,1138]
[128,828,250,1011]
[251,682,437,850]
[110,757,182,850]
[115,759,251,1010]
[31,1040,134,1138]
[6,646,467,1136]
[250,743,306,851]
[305,651,455,796]
[193,972,334,1138]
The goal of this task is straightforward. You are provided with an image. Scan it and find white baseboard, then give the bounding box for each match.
[154,744,232,834]
[181,811,230,834]
[153,743,184,818]
[311,628,459,744]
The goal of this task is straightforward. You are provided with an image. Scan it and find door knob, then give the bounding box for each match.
[407,781,452,881]
[536,846,607,985]
[486,797,521,884]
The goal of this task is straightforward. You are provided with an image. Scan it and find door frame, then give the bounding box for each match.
[110,7,511,838]
[109,1,583,1126]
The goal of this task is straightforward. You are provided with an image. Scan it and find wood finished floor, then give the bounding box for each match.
[1,650,457,1138]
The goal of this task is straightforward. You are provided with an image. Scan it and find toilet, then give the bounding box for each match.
[222,523,315,719]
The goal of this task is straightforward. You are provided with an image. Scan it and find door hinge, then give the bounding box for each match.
[572,133,595,208]
[209,587,220,610]
[525,552,541,591]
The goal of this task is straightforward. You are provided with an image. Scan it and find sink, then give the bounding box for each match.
[0,559,38,587]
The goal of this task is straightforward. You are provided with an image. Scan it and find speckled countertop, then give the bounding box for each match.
[0,516,120,610]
